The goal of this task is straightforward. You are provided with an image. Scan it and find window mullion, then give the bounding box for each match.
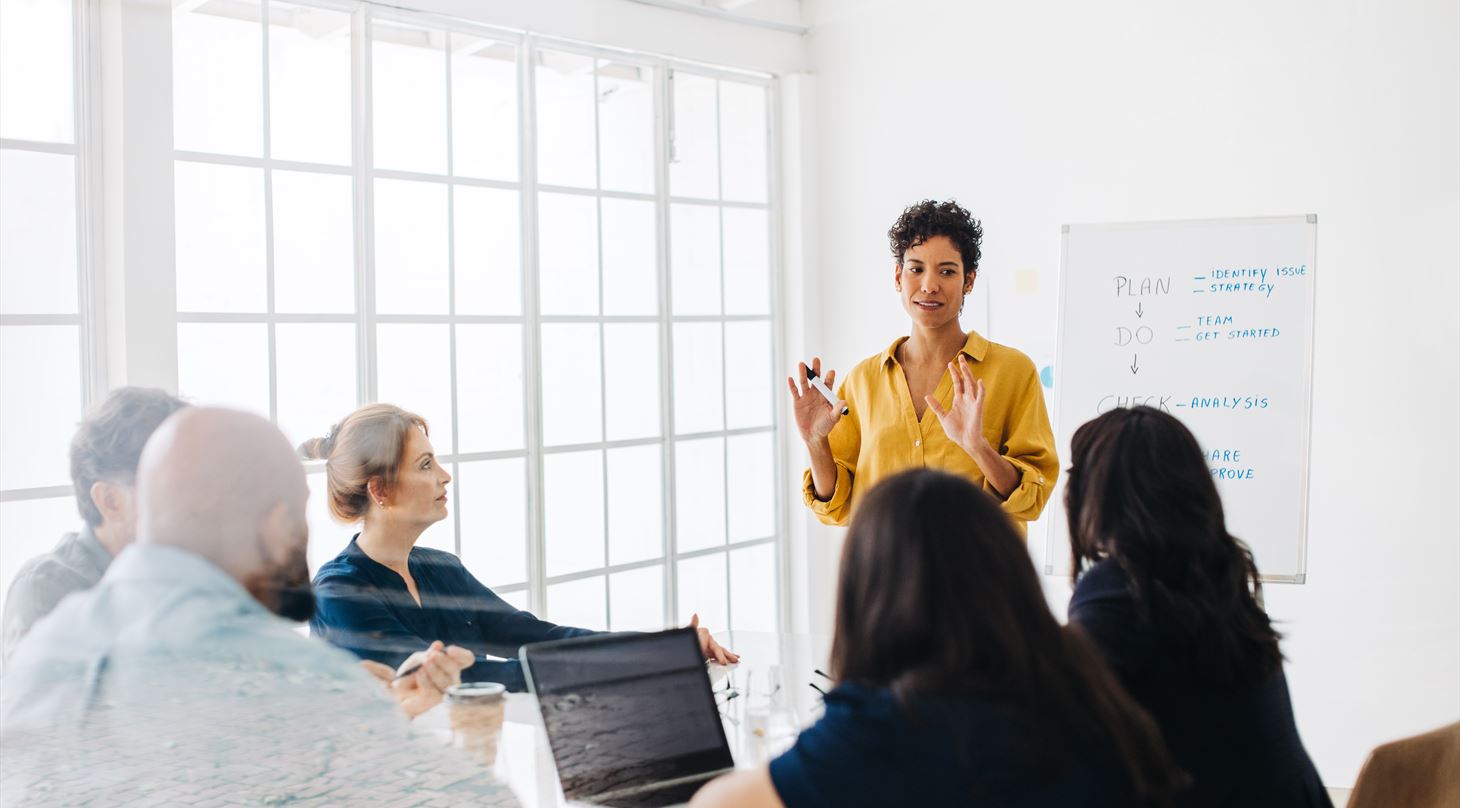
[655,63,678,629]
[520,38,549,618]
[262,1,279,424]
[444,32,461,558]
[354,7,376,405]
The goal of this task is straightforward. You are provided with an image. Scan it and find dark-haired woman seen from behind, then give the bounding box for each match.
[1065,407,1330,808]
[692,469,1183,808]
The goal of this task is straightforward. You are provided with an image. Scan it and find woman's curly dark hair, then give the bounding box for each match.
[888,200,983,276]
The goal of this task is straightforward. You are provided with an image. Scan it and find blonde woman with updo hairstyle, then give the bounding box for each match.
[305,404,737,693]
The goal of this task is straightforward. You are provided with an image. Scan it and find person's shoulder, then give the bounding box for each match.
[312,543,368,585]
[821,682,904,725]
[410,545,464,565]
[1071,558,1134,603]
[6,539,80,592]
[981,338,1039,376]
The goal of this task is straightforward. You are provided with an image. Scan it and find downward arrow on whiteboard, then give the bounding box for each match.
[1135,302,1144,318]
[1130,355,1140,374]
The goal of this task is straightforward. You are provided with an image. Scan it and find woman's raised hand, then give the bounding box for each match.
[787,357,843,444]
[926,355,990,456]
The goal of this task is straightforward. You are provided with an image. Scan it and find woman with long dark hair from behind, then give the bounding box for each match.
[1065,406,1330,807]
[692,469,1182,807]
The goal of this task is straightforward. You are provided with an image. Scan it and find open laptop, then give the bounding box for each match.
[520,628,735,807]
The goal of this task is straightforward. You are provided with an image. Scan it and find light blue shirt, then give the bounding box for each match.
[0,543,518,806]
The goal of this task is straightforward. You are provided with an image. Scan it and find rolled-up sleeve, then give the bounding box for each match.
[802,389,861,527]
[986,368,1058,524]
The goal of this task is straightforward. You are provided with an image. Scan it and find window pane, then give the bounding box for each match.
[598,61,653,194]
[174,3,262,157]
[727,432,775,543]
[269,3,351,166]
[275,323,356,450]
[604,323,660,441]
[601,198,656,316]
[535,50,596,189]
[540,323,603,447]
[672,322,723,435]
[452,37,517,182]
[0,0,72,143]
[547,575,606,630]
[537,192,598,316]
[610,565,664,631]
[722,207,770,315]
[0,497,79,616]
[674,437,724,553]
[372,24,446,174]
[0,326,80,490]
[457,458,528,587]
[455,324,524,453]
[670,204,720,315]
[454,186,521,316]
[272,170,354,314]
[719,81,767,204]
[544,450,605,577]
[374,178,448,314]
[0,149,76,314]
[607,444,662,566]
[306,471,357,575]
[176,323,270,418]
[730,542,777,632]
[676,553,727,635]
[669,72,717,199]
[725,320,772,429]
[175,162,266,313]
[375,323,454,453]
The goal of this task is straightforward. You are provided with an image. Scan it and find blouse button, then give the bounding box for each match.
[914,439,922,447]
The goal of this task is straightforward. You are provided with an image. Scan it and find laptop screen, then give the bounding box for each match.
[522,628,734,802]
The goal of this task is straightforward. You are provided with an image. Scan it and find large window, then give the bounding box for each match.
[166,2,781,633]
[0,0,96,609]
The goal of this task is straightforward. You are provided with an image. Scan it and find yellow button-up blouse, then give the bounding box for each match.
[802,330,1058,533]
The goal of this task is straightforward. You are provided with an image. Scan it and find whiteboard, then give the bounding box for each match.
[1043,216,1318,583]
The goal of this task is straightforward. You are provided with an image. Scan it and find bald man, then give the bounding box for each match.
[0,409,518,806]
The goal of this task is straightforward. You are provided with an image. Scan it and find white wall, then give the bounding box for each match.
[800,0,1460,788]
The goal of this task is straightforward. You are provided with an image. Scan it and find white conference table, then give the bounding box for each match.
[418,631,831,808]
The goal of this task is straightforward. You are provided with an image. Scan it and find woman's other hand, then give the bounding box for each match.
[926,355,989,455]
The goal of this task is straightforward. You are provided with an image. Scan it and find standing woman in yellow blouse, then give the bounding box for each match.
[788,200,1058,533]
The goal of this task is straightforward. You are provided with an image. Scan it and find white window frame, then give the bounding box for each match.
[104,0,789,633]
[0,0,107,509]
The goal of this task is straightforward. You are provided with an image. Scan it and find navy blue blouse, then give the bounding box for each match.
[769,682,1143,807]
[310,537,597,692]
[1069,559,1332,808]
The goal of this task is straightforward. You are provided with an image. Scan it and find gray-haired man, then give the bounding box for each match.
[1,387,186,663]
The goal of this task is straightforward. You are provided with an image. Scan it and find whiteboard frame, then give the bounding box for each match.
[1043,214,1319,585]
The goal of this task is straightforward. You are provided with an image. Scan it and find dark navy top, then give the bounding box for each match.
[1069,559,1332,808]
[310,537,597,692]
[768,682,1144,807]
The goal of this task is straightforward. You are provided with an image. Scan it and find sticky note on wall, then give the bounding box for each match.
[1014,269,1040,294]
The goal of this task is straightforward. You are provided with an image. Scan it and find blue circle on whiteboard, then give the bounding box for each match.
[1040,365,1054,389]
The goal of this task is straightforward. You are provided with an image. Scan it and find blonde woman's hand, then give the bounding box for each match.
[688,613,740,665]
[360,641,475,719]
